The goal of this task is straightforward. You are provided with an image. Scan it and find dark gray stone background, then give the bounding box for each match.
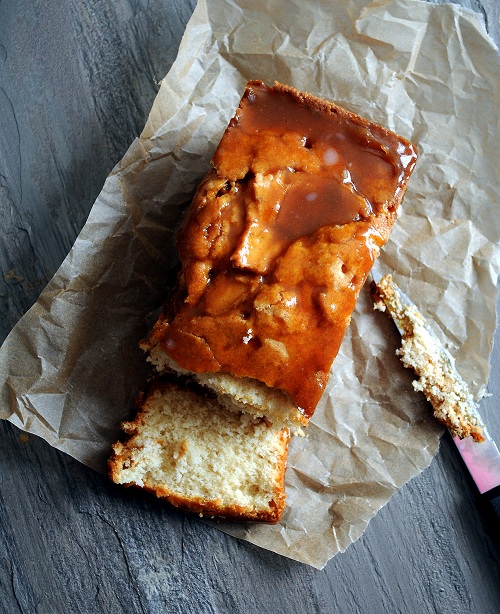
[0,1,499,612]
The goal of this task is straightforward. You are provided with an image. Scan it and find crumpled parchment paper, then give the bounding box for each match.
[1,0,499,569]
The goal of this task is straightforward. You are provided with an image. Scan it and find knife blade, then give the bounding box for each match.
[370,269,500,520]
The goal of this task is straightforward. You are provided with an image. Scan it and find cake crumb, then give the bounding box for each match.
[373,274,484,442]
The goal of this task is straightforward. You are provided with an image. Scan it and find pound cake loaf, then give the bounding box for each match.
[142,81,418,426]
[109,380,290,523]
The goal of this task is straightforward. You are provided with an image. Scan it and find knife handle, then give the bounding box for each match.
[482,485,500,525]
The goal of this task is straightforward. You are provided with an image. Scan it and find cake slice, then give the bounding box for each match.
[109,380,290,522]
[142,81,418,426]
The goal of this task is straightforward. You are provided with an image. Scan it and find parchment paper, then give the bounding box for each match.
[1,0,499,569]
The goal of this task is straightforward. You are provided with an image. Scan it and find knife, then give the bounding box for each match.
[370,269,500,522]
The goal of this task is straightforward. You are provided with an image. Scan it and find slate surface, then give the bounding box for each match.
[0,1,499,612]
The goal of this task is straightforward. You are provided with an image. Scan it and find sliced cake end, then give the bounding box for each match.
[109,380,290,523]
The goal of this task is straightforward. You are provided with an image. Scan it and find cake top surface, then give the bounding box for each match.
[150,81,418,416]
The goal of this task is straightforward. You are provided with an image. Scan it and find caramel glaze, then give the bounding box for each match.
[149,81,418,417]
